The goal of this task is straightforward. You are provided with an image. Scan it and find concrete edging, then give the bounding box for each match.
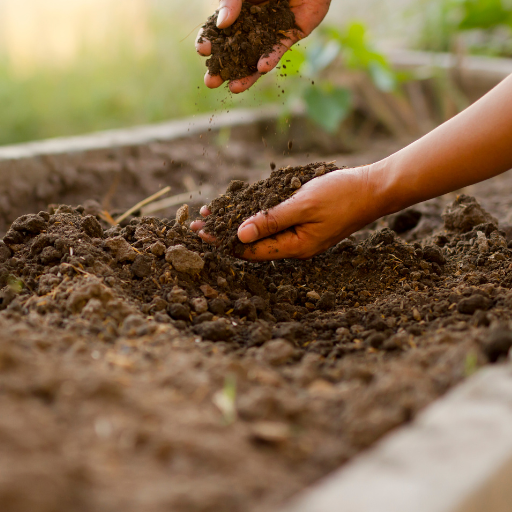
[280,364,512,512]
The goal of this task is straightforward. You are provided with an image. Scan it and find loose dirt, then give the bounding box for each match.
[203,161,340,256]
[2,150,512,511]
[200,0,296,81]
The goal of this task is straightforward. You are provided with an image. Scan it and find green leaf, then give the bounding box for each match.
[459,0,512,30]
[369,61,397,92]
[304,85,352,133]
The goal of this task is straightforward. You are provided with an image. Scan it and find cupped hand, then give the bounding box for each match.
[196,0,331,94]
[191,165,385,261]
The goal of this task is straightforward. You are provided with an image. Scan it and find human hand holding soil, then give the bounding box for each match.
[191,166,380,261]
[193,73,512,260]
[196,0,331,93]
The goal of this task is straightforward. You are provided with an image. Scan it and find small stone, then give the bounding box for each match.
[131,254,153,278]
[412,308,422,322]
[290,177,301,190]
[165,245,204,275]
[104,237,137,263]
[306,290,321,301]
[217,277,228,288]
[175,204,189,225]
[190,297,208,314]
[314,165,326,177]
[200,284,218,299]
[250,421,289,443]
[193,318,235,341]
[167,286,188,304]
[260,339,295,366]
[457,294,492,315]
[150,241,166,257]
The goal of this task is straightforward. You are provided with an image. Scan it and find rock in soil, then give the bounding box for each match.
[200,0,296,81]
[1,181,512,512]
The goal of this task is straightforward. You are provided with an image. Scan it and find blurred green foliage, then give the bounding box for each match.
[280,22,401,133]
[417,0,512,56]
[0,14,282,146]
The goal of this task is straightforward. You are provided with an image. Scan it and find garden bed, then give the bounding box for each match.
[1,54,512,512]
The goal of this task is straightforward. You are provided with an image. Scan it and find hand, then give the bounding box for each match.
[191,165,385,261]
[196,0,331,93]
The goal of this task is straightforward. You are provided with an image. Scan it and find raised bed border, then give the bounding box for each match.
[280,363,512,512]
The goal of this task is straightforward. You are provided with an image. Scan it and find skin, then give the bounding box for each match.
[191,74,512,261]
[195,0,331,93]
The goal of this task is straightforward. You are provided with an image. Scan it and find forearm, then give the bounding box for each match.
[372,73,512,216]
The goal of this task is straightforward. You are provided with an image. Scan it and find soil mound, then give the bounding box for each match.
[1,190,512,511]
[201,0,296,81]
[203,161,340,255]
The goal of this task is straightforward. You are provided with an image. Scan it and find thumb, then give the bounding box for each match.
[217,0,242,28]
[238,198,302,244]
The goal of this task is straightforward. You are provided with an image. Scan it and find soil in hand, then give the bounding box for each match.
[203,161,340,255]
[201,0,296,81]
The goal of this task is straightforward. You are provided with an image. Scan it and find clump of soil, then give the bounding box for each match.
[203,161,340,255]
[201,0,296,81]
[2,187,512,512]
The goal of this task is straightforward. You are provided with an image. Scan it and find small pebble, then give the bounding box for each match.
[290,177,301,190]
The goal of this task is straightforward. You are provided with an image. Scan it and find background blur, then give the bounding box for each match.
[0,0,509,145]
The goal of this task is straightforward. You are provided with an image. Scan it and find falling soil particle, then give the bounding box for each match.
[200,0,296,81]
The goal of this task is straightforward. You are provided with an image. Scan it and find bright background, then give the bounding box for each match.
[0,0,506,145]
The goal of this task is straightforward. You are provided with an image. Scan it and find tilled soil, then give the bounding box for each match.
[200,0,296,81]
[2,163,512,511]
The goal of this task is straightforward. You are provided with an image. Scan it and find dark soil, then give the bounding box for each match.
[203,161,340,256]
[2,162,512,511]
[201,0,296,81]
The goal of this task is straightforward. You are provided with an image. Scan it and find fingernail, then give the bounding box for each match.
[216,7,229,28]
[238,223,259,243]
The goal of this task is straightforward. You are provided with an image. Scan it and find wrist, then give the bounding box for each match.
[366,157,408,220]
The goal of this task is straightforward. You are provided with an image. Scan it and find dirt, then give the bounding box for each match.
[203,161,340,256]
[200,0,296,81]
[3,148,512,512]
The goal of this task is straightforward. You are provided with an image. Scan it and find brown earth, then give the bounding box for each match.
[2,143,512,511]
[200,0,296,81]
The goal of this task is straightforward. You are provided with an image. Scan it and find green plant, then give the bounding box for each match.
[279,22,402,133]
[416,0,512,56]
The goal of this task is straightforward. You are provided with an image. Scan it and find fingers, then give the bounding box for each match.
[190,219,205,233]
[228,72,261,94]
[240,229,312,261]
[204,72,224,89]
[258,37,296,74]
[238,195,305,243]
[195,29,211,57]
[198,230,219,246]
[217,0,243,29]
[199,206,211,217]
